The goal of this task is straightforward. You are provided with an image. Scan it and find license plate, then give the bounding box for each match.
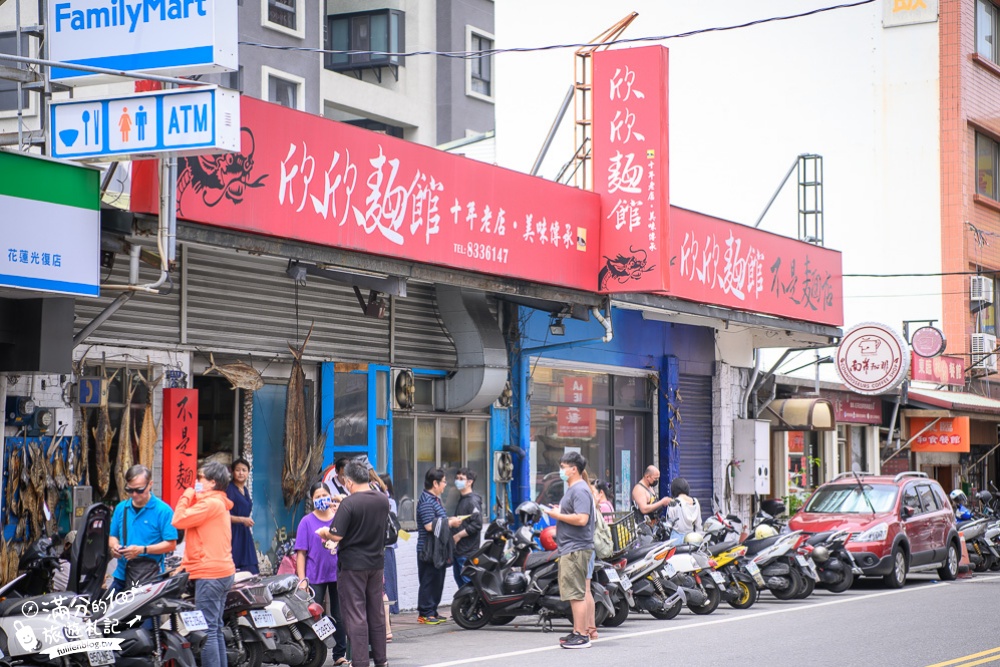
[604,567,620,583]
[795,554,809,567]
[746,561,761,575]
[88,651,115,666]
[250,609,276,628]
[312,616,336,641]
[709,570,725,584]
[620,577,632,591]
[662,562,676,578]
[180,610,208,632]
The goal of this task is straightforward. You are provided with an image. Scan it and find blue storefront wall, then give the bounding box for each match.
[513,306,715,506]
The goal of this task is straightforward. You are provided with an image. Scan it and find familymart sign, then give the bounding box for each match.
[47,0,237,83]
[0,152,101,296]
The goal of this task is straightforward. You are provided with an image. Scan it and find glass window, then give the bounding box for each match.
[466,420,489,500]
[440,419,463,514]
[613,376,649,409]
[977,133,998,200]
[416,418,436,501]
[902,486,921,514]
[268,75,299,110]
[0,32,30,112]
[916,484,940,512]
[850,425,867,472]
[978,0,998,64]
[803,484,898,513]
[325,9,404,71]
[392,418,415,523]
[267,0,297,30]
[470,33,493,97]
[334,372,367,446]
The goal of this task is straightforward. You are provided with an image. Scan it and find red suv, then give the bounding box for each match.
[788,471,959,587]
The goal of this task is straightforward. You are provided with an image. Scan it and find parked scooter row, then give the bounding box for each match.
[451,499,867,635]
[0,504,337,667]
[955,489,1000,573]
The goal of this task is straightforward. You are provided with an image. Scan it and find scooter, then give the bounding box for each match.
[799,529,861,593]
[744,530,816,600]
[250,574,337,667]
[614,539,684,620]
[451,504,616,632]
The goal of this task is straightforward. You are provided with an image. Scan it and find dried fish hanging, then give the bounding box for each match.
[281,325,313,508]
[206,353,264,496]
[115,372,137,501]
[93,368,120,497]
[135,368,162,472]
[77,406,90,487]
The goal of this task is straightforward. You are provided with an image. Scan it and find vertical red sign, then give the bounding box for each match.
[162,388,198,507]
[557,376,596,438]
[593,46,670,293]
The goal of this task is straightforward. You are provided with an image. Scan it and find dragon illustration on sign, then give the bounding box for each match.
[598,246,655,291]
[176,127,268,217]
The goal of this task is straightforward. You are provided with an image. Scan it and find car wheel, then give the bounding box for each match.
[883,546,907,589]
[938,541,959,581]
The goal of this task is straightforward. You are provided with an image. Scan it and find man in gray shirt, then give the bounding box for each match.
[542,451,595,650]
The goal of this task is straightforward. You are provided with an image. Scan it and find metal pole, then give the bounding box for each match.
[754,156,801,228]
[531,85,574,177]
[882,417,941,465]
[0,52,214,87]
[15,0,23,149]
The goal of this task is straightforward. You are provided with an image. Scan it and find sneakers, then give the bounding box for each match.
[559,631,578,643]
[418,616,445,625]
[561,633,591,649]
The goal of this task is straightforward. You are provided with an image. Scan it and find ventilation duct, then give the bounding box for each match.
[433,285,508,412]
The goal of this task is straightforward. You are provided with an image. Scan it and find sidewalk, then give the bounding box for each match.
[390,612,461,641]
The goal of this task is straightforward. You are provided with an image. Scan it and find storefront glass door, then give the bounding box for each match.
[614,413,645,511]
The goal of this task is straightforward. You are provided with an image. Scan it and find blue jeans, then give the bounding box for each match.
[195,575,234,667]
[452,555,470,588]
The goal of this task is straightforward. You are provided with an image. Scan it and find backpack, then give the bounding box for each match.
[592,498,613,559]
[385,510,400,547]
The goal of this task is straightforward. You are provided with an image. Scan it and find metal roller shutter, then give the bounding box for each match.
[74,239,181,344]
[677,374,713,518]
[391,282,458,369]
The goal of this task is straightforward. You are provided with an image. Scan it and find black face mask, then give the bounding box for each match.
[650,479,659,487]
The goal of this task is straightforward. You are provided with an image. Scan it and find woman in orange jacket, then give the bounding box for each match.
[172,461,236,667]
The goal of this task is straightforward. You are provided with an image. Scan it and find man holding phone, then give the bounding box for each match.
[108,465,178,593]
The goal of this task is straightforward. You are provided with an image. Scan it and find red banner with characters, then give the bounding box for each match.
[593,46,670,293]
[668,207,843,327]
[161,388,198,507]
[910,353,965,386]
[130,97,601,292]
[909,416,970,453]
[557,376,596,438]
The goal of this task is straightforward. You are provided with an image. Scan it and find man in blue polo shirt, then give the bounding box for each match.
[108,465,178,592]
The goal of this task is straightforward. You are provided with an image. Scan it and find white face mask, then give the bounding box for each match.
[194,482,204,493]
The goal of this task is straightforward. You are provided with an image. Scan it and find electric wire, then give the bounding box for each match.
[239,0,877,60]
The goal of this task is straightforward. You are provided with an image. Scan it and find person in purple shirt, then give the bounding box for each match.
[295,483,348,665]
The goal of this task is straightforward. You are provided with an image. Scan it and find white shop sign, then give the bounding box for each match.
[47,0,237,84]
[49,87,240,162]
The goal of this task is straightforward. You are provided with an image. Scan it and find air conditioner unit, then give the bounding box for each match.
[391,368,415,410]
[971,275,994,305]
[971,333,998,373]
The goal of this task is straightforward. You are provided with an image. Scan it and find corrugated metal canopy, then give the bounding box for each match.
[907,388,1000,417]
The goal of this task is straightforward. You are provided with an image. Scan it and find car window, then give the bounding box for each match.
[803,484,898,513]
[916,484,940,512]
[902,486,921,514]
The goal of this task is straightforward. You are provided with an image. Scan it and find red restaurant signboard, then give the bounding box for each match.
[161,388,198,507]
[910,353,965,386]
[909,416,970,453]
[593,46,670,294]
[820,391,882,424]
[131,96,602,292]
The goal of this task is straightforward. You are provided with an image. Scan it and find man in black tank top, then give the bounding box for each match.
[631,466,672,520]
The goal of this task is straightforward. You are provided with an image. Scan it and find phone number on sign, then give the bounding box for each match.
[454,243,509,264]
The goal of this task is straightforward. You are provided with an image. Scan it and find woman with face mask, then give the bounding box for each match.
[294,483,349,665]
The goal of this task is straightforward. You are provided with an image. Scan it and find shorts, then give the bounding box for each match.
[558,549,593,602]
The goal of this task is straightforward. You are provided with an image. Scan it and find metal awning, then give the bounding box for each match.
[763,397,836,431]
[907,388,1000,421]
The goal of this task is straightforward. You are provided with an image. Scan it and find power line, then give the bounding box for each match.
[239,0,877,60]
[843,271,984,278]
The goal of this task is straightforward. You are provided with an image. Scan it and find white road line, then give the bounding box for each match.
[421,583,948,667]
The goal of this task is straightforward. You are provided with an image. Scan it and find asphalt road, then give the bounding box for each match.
[380,573,1000,667]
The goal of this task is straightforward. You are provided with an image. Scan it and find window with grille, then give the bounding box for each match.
[267,0,297,31]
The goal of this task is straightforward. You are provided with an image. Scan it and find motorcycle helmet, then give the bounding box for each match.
[19,536,58,571]
[702,517,724,536]
[516,501,542,526]
[810,545,831,563]
[975,490,993,504]
[754,524,778,540]
[502,571,528,595]
[540,525,558,552]
[949,489,968,506]
[683,531,705,546]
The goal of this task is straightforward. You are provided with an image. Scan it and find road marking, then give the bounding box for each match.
[423,583,947,667]
[926,647,1000,667]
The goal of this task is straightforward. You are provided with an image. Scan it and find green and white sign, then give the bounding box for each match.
[0,151,100,296]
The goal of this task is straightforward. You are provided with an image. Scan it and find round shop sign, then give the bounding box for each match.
[910,325,947,358]
[835,322,910,395]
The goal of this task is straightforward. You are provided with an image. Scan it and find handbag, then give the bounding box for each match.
[122,507,161,588]
[385,511,400,547]
[592,498,613,560]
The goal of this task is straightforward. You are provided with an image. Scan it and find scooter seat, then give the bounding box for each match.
[621,543,661,562]
[672,544,699,554]
[709,542,735,557]
[742,535,781,556]
[0,592,88,617]
[524,551,560,569]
